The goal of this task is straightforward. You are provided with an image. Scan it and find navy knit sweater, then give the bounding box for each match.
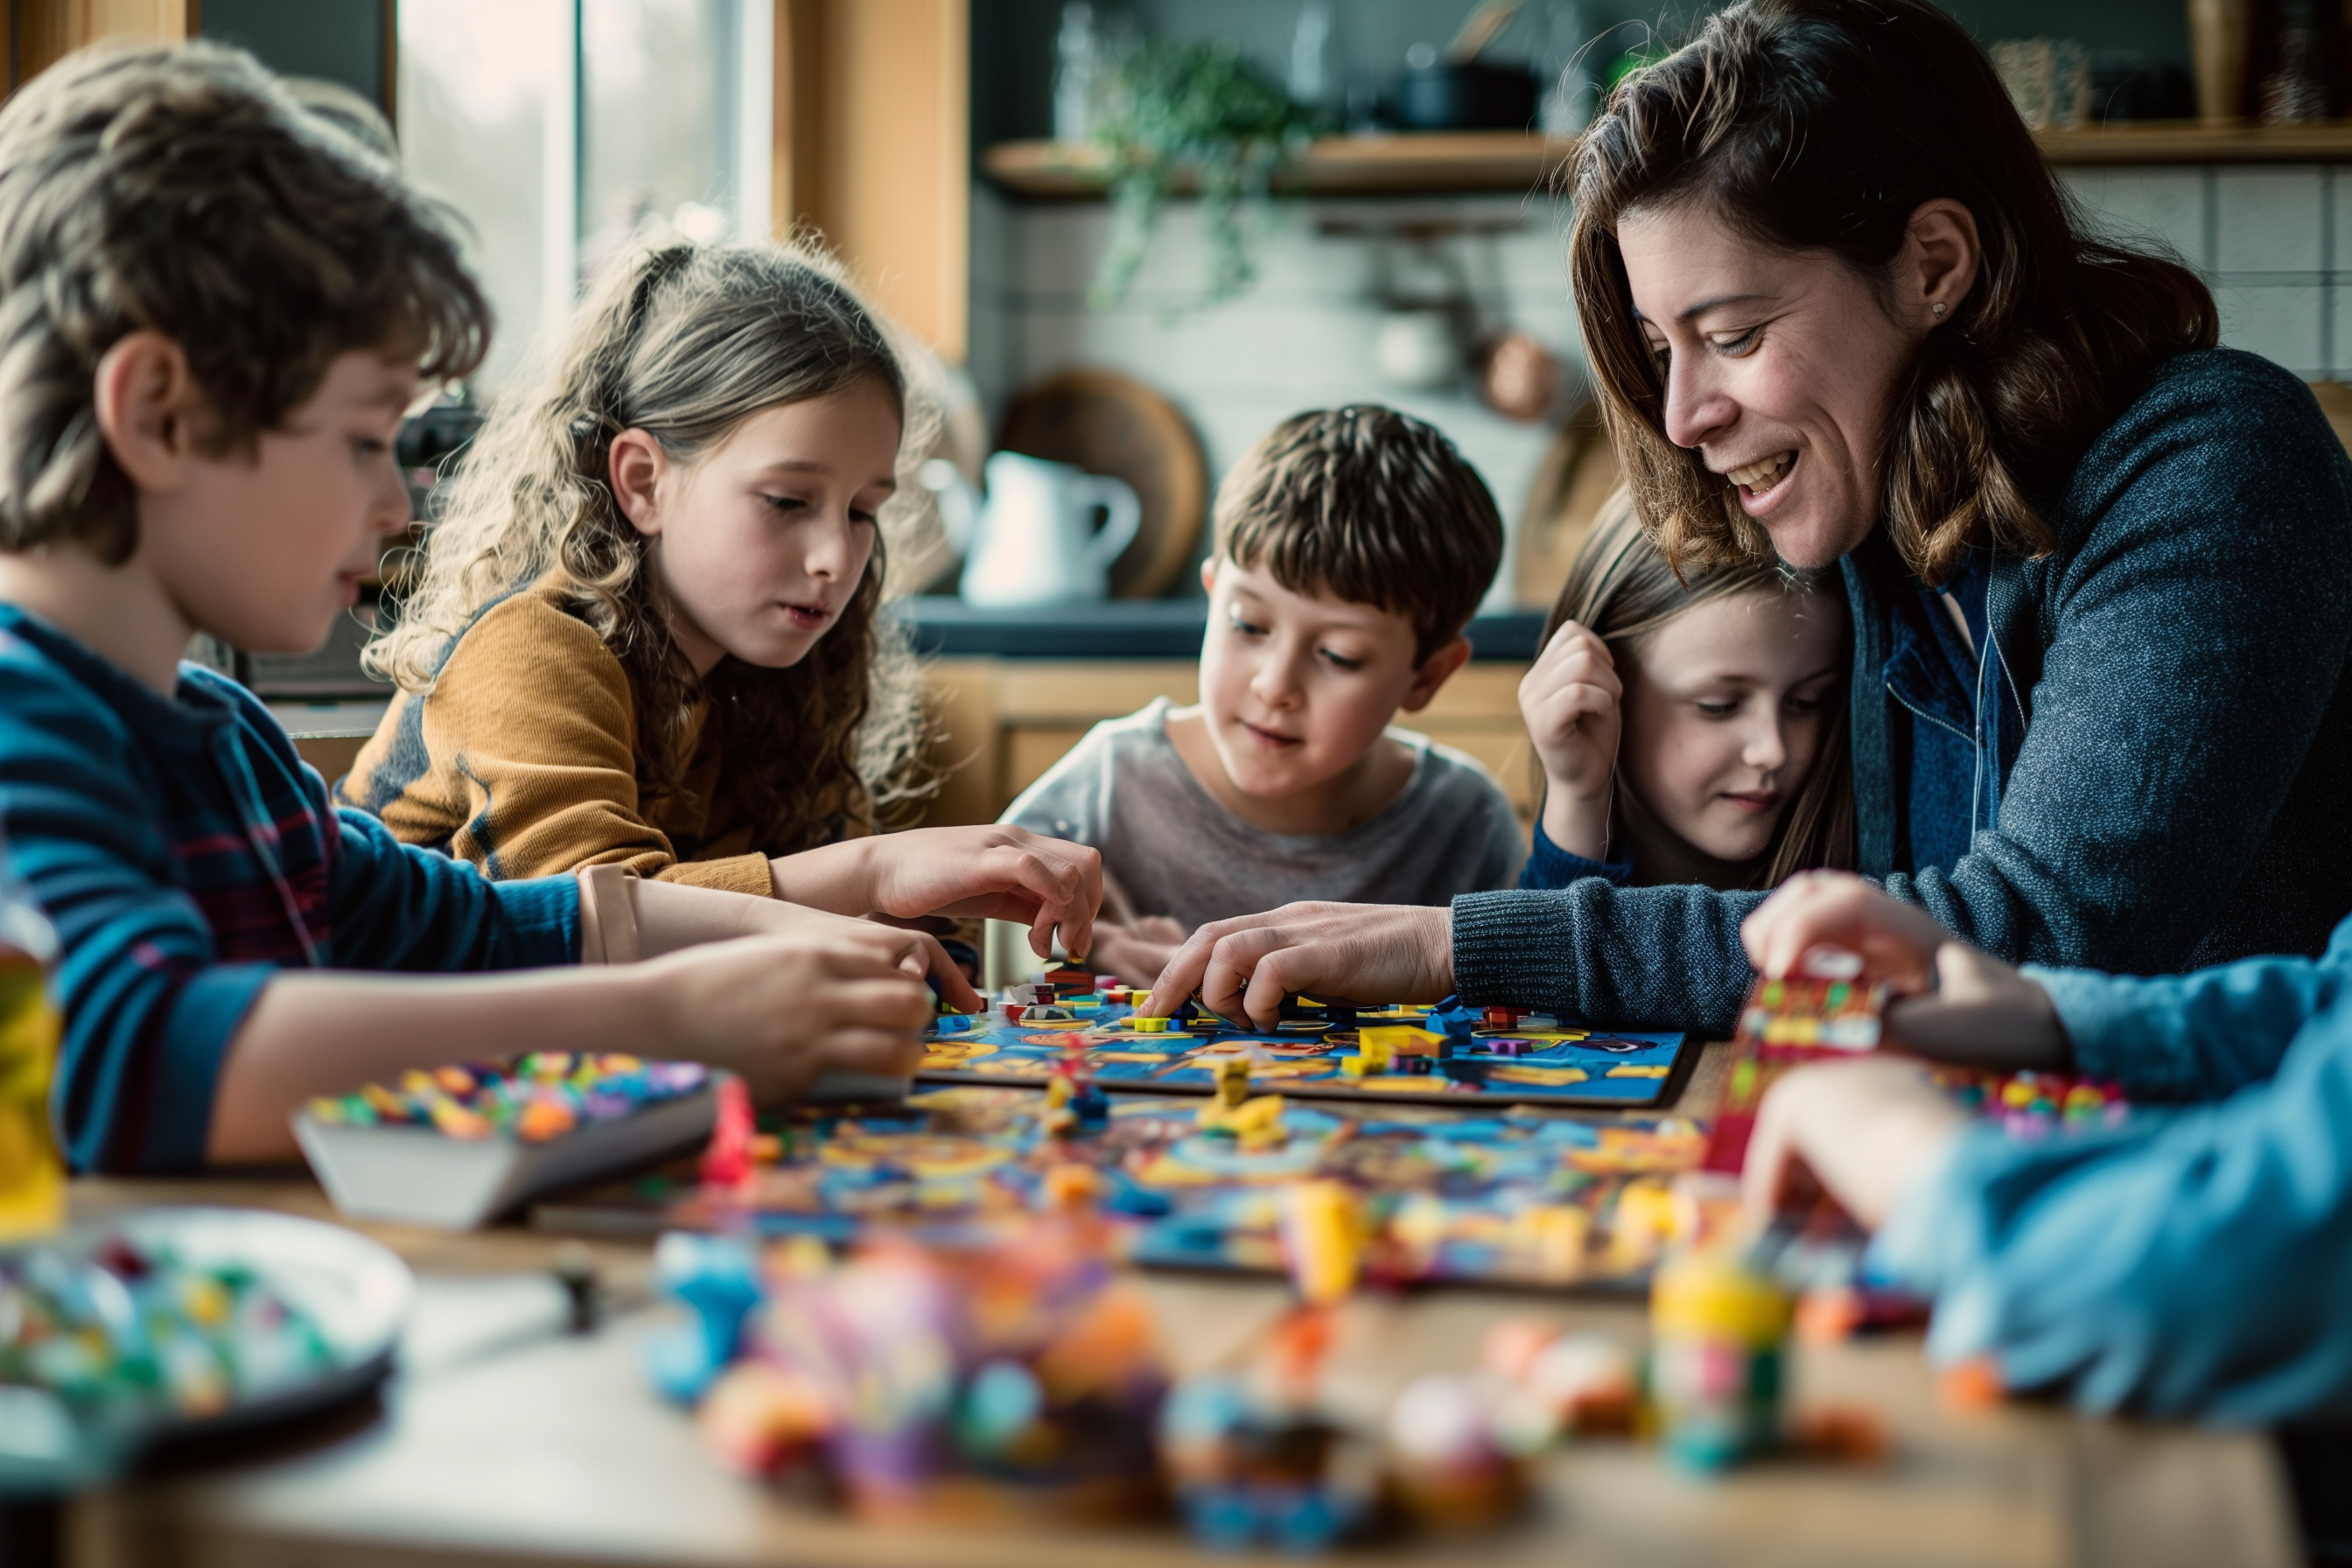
[1452,349,2352,1033]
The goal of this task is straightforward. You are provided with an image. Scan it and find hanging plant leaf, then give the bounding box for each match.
[1088,38,1315,310]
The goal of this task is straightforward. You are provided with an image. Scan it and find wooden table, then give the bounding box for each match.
[53,1044,2305,1568]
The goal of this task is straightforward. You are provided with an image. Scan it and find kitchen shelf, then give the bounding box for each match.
[983,122,2352,200]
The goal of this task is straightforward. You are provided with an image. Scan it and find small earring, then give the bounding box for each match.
[1932,302,1947,318]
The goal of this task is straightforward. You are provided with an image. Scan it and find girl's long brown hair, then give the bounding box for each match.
[1544,492,1854,887]
[368,239,934,851]
[1567,0,2219,585]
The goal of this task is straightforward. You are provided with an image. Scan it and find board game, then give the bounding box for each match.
[920,976,1695,1111]
[535,1084,1717,1292]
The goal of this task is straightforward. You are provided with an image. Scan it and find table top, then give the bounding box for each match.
[57,1042,2304,1568]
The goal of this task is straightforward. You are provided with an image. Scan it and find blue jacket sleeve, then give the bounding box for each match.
[1871,987,2352,1424]
[326,808,577,972]
[2030,908,2352,1100]
[1518,818,1634,891]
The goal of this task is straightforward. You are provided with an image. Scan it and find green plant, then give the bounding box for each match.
[1088,38,1315,309]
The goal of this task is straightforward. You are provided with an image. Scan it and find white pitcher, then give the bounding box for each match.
[921,452,1141,607]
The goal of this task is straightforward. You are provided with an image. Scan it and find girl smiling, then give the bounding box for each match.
[1519,498,1852,891]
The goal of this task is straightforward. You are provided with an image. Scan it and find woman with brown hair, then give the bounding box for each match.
[1146,0,2352,1043]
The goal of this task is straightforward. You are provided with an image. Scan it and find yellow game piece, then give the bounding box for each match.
[1211,1054,1252,1108]
[1360,1024,1446,1057]
[1131,1016,1170,1033]
[1280,1180,1365,1305]
[1345,1035,1396,1077]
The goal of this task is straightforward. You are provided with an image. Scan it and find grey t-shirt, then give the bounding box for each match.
[1000,697,1526,928]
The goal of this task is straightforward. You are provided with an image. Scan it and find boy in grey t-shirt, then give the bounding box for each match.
[1000,406,1524,984]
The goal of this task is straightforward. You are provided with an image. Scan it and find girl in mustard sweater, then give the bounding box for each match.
[343,241,1097,958]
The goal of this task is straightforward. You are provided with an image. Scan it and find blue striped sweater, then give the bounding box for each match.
[0,606,578,1172]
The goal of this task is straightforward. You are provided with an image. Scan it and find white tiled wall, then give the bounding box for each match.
[969,183,1579,606]
[2062,164,2345,378]
[972,165,2344,605]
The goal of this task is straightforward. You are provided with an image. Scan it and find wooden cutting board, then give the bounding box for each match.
[996,369,1208,599]
[1515,397,1623,611]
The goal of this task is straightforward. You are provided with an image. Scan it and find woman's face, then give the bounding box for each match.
[1616,201,1929,570]
[1619,587,1844,864]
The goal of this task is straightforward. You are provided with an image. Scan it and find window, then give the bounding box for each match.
[396,0,774,391]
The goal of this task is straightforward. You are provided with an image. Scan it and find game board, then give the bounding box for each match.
[535,1085,1716,1292]
[920,986,1695,1111]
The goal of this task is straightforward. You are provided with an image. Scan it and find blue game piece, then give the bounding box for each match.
[642,1233,763,1404]
[934,1012,973,1034]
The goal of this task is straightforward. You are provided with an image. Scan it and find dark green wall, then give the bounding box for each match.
[199,0,387,105]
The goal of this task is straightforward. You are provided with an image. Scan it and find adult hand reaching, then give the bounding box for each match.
[1740,871,2068,1072]
[1141,901,1454,1031]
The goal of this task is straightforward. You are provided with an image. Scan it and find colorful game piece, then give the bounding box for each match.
[701,1075,760,1191]
[1649,1245,1794,1472]
[1279,1180,1363,1304]
[295,1054,718,1228]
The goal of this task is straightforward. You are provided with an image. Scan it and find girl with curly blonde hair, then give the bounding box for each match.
[345,240,1099,958]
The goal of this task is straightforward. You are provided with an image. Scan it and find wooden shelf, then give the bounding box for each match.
[983,122,2352,200]
[983,131,1573,198]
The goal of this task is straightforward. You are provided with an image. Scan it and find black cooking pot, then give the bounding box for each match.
[1390,60,1539,131]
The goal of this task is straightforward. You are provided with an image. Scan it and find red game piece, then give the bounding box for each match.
[700,1075,758,1190]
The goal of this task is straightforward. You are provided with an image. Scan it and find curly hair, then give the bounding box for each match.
[1567,0,2219,585]
[0,40,488,562]
[368,239,934,852]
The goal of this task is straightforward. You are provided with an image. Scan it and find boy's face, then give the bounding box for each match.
[142,350,416,654]
[1196,556,1457,805]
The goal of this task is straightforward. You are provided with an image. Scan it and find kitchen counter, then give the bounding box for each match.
[889,598,1547,662]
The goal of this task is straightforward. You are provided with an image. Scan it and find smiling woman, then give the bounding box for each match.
[1142,0,2352,1046]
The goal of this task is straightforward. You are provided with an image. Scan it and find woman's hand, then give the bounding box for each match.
[1740,1055,1970,1231]
[1085,915,1190,992]
[769,827,1102,962]
[1142,902,1454,1031]
[1519,620,1623,861]
[1740,872,2069,1070]
[1740,871,1951,991]
[648,928,935,1104]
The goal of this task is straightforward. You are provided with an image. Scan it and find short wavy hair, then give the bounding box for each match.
[1216,405,1503,663]
[0,41,488,563]
[1568,0,2218,584]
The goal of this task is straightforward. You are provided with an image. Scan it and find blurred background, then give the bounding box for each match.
[11,0,2347,826]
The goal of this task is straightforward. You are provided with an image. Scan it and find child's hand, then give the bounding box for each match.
[1740,871,1951,991]
[1086,916,1190,992]
[1740,1055,1970,1231]
[651,929,935,1103]
[771,827,1102,962]
[1518,620,1622,860]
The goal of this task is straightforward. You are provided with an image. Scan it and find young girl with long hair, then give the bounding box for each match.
[343,240,1098,957]
[1518,494,1852,891]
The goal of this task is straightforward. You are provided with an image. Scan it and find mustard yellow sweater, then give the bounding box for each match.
[337,580,777,896]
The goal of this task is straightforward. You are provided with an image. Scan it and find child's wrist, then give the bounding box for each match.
[1538,787,1611,862]
[767,838,876,915]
